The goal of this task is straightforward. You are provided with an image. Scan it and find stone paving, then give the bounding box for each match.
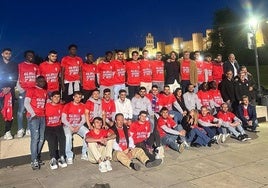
[0,123,268,188]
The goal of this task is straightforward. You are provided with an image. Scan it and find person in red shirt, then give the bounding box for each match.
[217,103,249,141]
[208,81,224,113]
[157,107,186,153]
[111,113,162,170]
[197,82,215,113]
[198,106,223,143]
[85,89,103,129]
[61,44,83,103]
[129,111,155,161]
[140,50,152,93]
[126,51,140,99]
[204,54,213,82]
[152,52,165,90]
[62,91,89,164]
[102,88,116,127]
[24,76,47,170]
[85,117,116,173]
[111,50,126,100]
[81,53,97,103]
[39,50,61,95]
[97,51,114,98]
[212,54,224,84]
[146,85,162,114]
[194,51,205,93]
[17,50,39,138]
[179,51,198,94]
[45,91,67,170]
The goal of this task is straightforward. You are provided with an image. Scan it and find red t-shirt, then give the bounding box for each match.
[45,102,63,127]
[117,127,128,151]
[198,114,214,123]
[217,111,235,123]
[85,100,102,122]
[196,61,205,83]
[129,121,150,144]
[152,60,164,82]
[197,90,211,107]
[140,59,152,82]
[212,62,224,83]
[61,56,82,82]
[97,61,114,86]
[209,89,223,106]
[25,86,47,117]
[62,102,85,125]
[111,59,126,84]
[157,116,177,137]
[18,62,39,90]
[101,99,116,120]
[82,63,97,90]
[159,94,176,111]
[126,61,140,86]
[86,129,113,139]
[180,59,190,80]
[39,61,61,92]
[204,61,213,82]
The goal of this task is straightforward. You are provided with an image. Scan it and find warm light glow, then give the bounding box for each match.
[248,17,259,31]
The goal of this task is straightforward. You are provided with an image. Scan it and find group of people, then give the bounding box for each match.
[0,45,259,172]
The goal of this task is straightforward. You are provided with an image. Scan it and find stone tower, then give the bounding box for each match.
[145,33,154,49]
[192,33,203,51]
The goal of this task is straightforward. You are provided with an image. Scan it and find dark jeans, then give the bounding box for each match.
[202,126,223,139]
[181,80,191,94]
[45,125,66,159]
[127,85,139,100]
[62,83,81,103]
[135,141,155,161]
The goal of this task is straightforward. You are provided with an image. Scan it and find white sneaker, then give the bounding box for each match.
[81,154,88,161]
[99,161,108,173]
[156,146,165,159]
[58,156,67,168]
[221,134,227,143]
[4,131,13,140]
[25,129,31,136]
[105,160,112,171]
[183,141,190,148]
[216,134,222,144]
[49,158,58,170]
[67,158,73,165]
[17,129,24,138]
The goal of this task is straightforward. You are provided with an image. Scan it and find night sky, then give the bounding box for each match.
[1,0,267,61]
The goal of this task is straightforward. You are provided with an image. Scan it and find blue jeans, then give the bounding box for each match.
[17,91,27,130]
[28,116,46,161]
[187,128,210,146]
[161,134,179,151]
[169,110,183,124]
[63,125,89,159]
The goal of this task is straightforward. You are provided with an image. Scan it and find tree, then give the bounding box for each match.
[208,8,248,61]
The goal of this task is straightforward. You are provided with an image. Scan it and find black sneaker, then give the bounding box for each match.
[145,159,162,168]
[242,134,251,141]
[130,162,141,171]
[237,135,243,141]
[31,159,40,170]
[49,158,58,170]
[38,159,45,166]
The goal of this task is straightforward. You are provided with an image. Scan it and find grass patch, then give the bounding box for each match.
[247,65,268,89]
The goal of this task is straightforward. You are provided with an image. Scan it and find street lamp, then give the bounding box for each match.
[248,17,262,99]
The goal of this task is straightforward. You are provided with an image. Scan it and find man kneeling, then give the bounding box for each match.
[85,117,116,173]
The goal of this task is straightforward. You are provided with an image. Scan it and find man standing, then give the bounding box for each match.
[140,50,153,93]
[17,50,39,137]
[0,48,17,140]
[164,51,180,92]
[111,50,126,100]
[39,50,61,95]
[223,53,239,77]
[61,44,83,103]
[152,52,165,90]
[97,51,114,98]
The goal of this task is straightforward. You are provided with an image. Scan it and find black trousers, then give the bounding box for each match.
[135,141,156,161]
[45,126,66,159]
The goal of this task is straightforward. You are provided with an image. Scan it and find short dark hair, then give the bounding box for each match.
[24,50,35,58]
[73,91,83,96]
[119,89,127,94]
[68,44,77,50]
[105,51,113,56]
[152,85,158,89]
[116,49,124,53]
[160,107,169,113]
[139,86,146,92]
[115,113,124,120]
[92,117,103,124]
[138,110,148,116]
[103,88,111,94]
[51,91,61,97]
[48,50,57,55]
[2,48,12,53]
[132,51,139,56]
